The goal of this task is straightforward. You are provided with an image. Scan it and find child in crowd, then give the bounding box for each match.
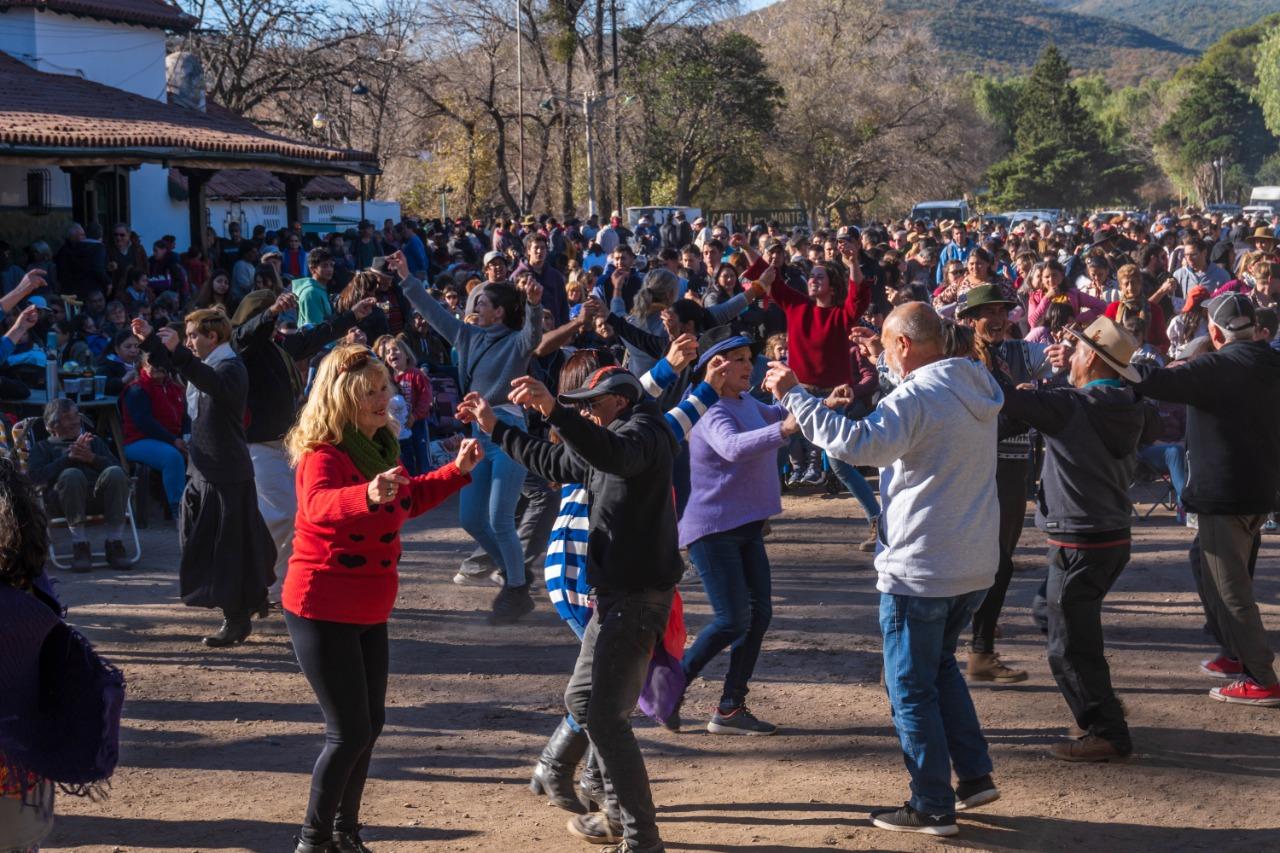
[374,335,433,475]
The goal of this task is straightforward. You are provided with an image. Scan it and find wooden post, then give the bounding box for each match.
[179,168,212,253]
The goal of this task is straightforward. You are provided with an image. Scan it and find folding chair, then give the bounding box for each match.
[10,416,143,570]
[1129,454,1177,521]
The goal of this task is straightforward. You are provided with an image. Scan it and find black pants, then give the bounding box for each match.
[285,611,389,844]
[972,458,1028,653]
[1045,542,1131,752]
[565,587,673,851]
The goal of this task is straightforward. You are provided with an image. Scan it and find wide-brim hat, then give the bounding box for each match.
[1249,226,1276,247]
[1066,317,1140,383]
[557,366,643,406]
[1089,229,1116,249]
[956,283,1016,318]
[938,219,956,232]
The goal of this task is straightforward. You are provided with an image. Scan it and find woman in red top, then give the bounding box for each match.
[282,343,481,853]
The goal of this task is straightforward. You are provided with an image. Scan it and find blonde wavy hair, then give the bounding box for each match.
[284,344,398,466]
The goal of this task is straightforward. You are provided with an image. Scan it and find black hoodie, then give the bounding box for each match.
[492,398,682,593]
[1001,381,1158,536]
[1134,340,1280,515]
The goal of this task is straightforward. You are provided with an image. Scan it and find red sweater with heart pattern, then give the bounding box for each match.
[283,445,470,624]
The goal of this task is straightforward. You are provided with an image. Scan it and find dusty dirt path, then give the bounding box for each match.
[41,490,1280,853]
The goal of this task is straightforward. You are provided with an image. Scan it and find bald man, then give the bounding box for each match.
[764,303,1005,837]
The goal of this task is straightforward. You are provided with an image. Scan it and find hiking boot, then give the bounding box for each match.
[1200,654,1244,679]
[529,718,589,814]
[203,614,251,648]
[566,813,622,844]
[577,745,605,813]
[707,705,777,736]
[1048,734,1130,762]
[294,838,335,853]
[869,803,958,837]
[858,522,878,552]
[332,828,374,853]
[966,651,1028,684]
[954,773,999,811]
[104,539,131,570]
[488,584,535,624]
[1210,678,1280,707]
[70,540,93,573]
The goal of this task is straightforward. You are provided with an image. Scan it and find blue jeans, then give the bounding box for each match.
[682,520,773,709]
[828,456,881,520]
[1137,443,1186,505]
[124,438,186,509]
[880,589,992,816]
[464,409,528,587]
[399,420,433,476]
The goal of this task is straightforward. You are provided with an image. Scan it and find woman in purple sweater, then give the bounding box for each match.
[672,329,800,736]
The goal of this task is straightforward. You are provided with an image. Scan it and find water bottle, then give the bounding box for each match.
[44,329,59,399]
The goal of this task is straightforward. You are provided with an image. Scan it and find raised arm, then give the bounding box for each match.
[698,402,788,462]
[780,385,920,469]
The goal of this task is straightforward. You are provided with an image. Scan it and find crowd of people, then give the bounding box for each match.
[1,201,1278,852]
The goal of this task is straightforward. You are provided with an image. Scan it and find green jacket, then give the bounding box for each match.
[292,276,333,328]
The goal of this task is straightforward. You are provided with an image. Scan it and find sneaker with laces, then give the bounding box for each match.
[801,465,825,485]
[1200,654,1244,679]
[1210,678,1280,707]
[452,568,493,586]
[707,705,777,735]
[954,773,999,810]
[566,813,622,844]
[869,803,958,837]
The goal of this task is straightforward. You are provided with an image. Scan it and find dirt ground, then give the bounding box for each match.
[40,488,1280,853]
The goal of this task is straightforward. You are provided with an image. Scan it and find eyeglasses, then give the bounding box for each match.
[576,397,609,414]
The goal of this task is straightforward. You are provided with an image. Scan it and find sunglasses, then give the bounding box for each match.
[576,397,610,414]
[337,349,382,375]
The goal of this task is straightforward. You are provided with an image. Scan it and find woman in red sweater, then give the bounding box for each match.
[282,343,481,853]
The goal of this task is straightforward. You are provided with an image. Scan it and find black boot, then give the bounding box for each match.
[332,828,373,853]
[530,717,590,813]
[577,744,605,813]
[293,837,334,853]
[488,584,535,624]
[203,611,251,648]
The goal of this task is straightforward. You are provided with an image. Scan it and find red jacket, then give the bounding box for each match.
[121,371,186,445]
[283,445,470,624]
[1105,300,1168,351]
[761,265,868,389]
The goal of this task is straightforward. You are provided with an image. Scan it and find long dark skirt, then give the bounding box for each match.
[179,474,276,613]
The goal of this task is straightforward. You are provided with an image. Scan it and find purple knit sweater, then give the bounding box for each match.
[679,393,789,547]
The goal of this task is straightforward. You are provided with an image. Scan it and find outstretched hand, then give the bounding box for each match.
[665,333,699,372]
[509,376,556,417]
[454,437,484,474]
[762,360,799,399]
[131,317,153,341]
[457,391,497,433]
[367,466,410,505]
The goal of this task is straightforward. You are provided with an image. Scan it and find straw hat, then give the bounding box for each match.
[1065,317,1140,383]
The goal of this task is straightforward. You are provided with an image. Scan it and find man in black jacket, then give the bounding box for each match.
[231,289,372,588]
[1001,317,1156,761]
[459,367,679,853]
[1130,293,1280,707]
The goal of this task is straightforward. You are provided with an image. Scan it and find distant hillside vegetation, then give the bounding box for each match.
[1038,0,1280,51]
[881,0,1196,83]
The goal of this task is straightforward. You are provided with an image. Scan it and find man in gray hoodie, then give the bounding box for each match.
[999,317,1157,763]
[764,303,1004,838]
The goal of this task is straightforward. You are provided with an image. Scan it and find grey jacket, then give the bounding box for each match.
[402,275,542,406]
[1000,381,1157,535]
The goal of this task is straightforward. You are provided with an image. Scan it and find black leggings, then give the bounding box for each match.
[285,611,389,844]
[972,458,1028,653]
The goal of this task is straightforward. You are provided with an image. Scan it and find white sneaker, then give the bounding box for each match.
[452,570,493,586]
[1186,512,1198,530]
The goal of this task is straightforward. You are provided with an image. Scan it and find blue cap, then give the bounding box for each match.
[27,295,47,309]
[695,333,753,372]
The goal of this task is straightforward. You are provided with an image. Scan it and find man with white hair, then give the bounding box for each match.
[764,302,1005,837]
[1129,292,1280,706]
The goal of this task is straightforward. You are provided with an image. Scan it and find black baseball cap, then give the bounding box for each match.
[1206,292,1256,332]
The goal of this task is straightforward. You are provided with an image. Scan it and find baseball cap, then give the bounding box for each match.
[483,250,506,267]
[557,366,643,406]
[1183,285,1212,314]
[1206,291,1256,332]
[761,237,784,252]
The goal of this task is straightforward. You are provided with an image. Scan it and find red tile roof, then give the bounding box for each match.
[0,53,377,171]
[0,0,197,32]
[169,168,358,201]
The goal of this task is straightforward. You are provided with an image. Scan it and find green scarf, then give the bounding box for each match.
[337,425,402,480]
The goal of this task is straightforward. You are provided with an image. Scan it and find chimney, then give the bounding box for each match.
[166,51,206,111]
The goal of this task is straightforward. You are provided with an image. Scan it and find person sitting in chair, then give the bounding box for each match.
[27,398,131,572]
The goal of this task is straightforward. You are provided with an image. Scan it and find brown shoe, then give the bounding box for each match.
[967,651,1028,684]
[71,541,93,573]
[104,540,131,571]
[1066,723,1087,739]
[1049,734,1130,762]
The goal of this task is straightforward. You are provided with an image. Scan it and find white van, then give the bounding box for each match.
[909,200,971,226]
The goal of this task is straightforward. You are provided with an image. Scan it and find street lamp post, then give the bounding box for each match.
[515,0,525,215]
[436,183,454,222]
[541,91,630,218]
[351,81,370,221]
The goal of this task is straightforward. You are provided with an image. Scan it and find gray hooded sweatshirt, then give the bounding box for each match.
[782,356,1004,598]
